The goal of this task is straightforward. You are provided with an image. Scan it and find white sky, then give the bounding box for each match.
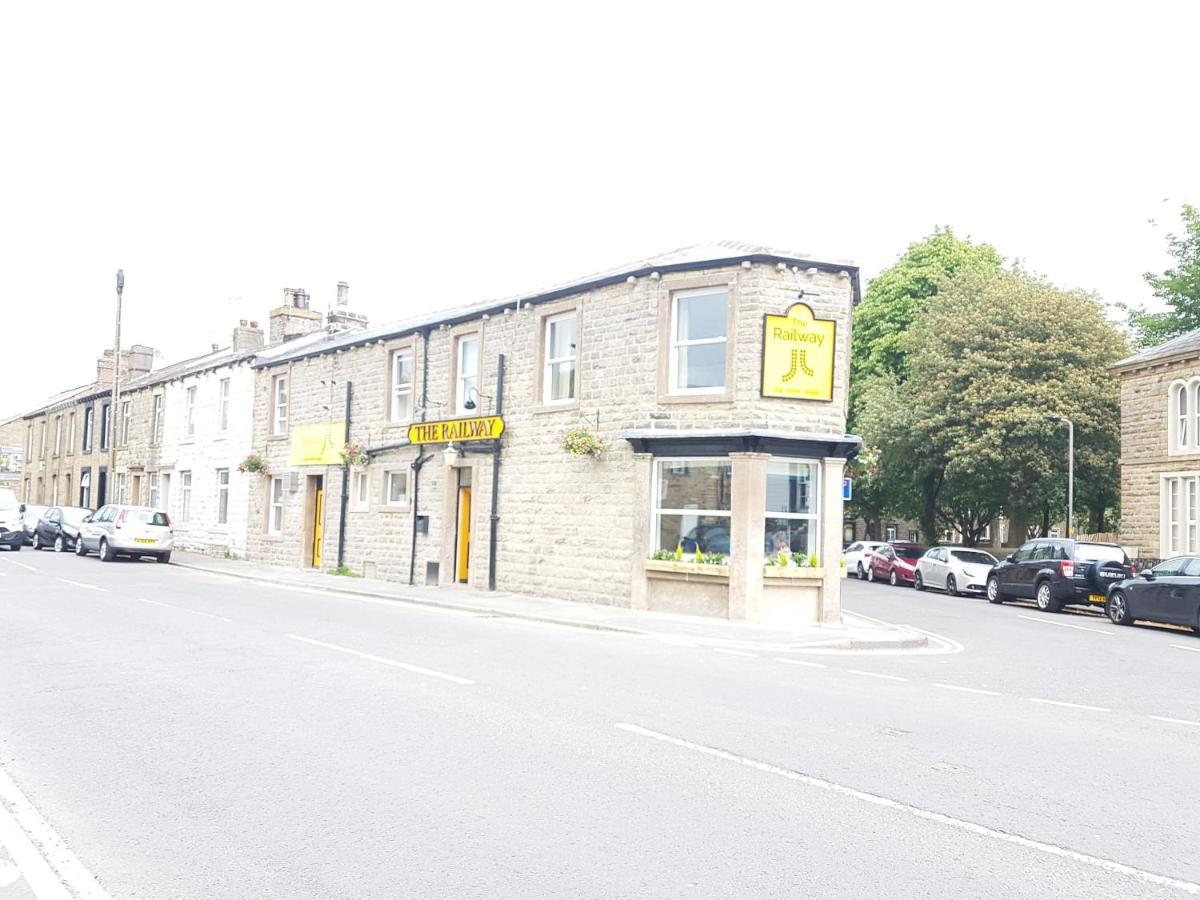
[3,1,1197,421]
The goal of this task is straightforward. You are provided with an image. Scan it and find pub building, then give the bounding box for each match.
[246,242,860,626]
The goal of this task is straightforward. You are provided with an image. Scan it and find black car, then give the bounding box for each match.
[1107,556,1200,633]
[30,506,93,553]
[986,538,1133,612]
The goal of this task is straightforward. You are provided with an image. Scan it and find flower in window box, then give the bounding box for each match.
[561,428,606,458]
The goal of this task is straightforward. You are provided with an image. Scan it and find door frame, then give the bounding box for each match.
[303,474,325,569]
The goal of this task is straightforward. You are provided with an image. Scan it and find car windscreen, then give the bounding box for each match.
[950,550,996,566]
[61,508,90,525]
[127,510,169,527]
[893,545,926,557]
[1074,543,1127,564]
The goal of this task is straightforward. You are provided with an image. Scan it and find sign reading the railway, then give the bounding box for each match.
[761,303,836,401]
[408,416,505,445]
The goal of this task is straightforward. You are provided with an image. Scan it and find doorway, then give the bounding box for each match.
[455,467,472,583]
[305,475,325,568]
[131,474,141,507]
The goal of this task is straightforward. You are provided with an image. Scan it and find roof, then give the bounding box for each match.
[254,241,861,369]
[1114,328,1200,371]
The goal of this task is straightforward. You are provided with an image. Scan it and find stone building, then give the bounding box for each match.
[246,243,861,625]
[1114,330,1200,558]
[0,415,24,489]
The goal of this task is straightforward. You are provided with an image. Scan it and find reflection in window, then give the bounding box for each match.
[671,288,727,393]
[653,459,731,555]
[765,460,819,558]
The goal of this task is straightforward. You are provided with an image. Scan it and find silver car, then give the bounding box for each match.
[914,546,998,596]
[76,504,174,563]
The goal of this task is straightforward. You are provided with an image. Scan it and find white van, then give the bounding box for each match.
[0,488,23,551]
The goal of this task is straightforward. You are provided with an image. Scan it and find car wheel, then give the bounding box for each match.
[866,565,875,583]
[946,575,959,597]
[53,535,64,553]
[1035,580,1062,613]
[856,562,865,579]
[75,538,87,557]
[31,534,40,551]
[1107,590,1133,626]
[889,569,899,587]
[914,571,925,591]
[986,576,1006,604]
[157,552,171,564]
[98,539,112,563]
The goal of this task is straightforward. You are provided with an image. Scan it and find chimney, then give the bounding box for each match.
[96,349,116,382]
[125,345,155,376]
[326,281,369,333]
[269,287,323,343]
[232,319,265,353]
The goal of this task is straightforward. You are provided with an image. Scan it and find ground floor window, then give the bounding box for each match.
[180,471,192,522]
[352,471,369,510]
[1163,473,1200,555]
[217,469,229,524]
[385,470,409,507]
[148,473,160,509]
[886,524,898,541]
[80,469,91,508]
[269,476,284,533]
[765,459,819,559]
[653,458,732,555]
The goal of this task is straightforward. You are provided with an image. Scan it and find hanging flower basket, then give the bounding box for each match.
[562,428,606,458]
[238,452,269,475]
[340,441,370,467]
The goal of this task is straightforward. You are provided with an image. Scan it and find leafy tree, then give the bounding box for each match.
[1127,204,1200,346]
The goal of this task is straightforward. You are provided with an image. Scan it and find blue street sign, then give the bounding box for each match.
[842,477,852,501]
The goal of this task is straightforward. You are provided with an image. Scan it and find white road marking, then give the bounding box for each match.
[285,634,475,685]
[847,669,907,682]
[54,578,108,593]
[712,648,756,658]
[135,598,233,623]
[9,561,36,573]
[1148,715,1200,727]
[615,722,1200,896]
[775,658,827,668]
[0,766,112,900]
[1170,644,1200,654]
[1017,614,1110,635]
[932,683,1001,696]
[0,858,20,887]
[1031,698,1111,712]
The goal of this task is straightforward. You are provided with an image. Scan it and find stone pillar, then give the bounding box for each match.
[820,457,847,625]
[729,452,770,620]
[629,452,653,610]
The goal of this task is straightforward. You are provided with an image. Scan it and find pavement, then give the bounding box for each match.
[167,550,931,652]
[1,550,1199,899]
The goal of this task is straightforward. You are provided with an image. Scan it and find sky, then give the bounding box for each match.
[2,1,1197,422]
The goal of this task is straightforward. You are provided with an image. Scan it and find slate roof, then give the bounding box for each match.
[1113,328,1200,371]
[253,241,861,370]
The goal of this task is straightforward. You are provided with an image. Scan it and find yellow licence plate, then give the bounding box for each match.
[1088,593,1105,604]
[135,538,156,544]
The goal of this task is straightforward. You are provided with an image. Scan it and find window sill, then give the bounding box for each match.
[534,402,579,415]
[263,533,285,542]
[657,393,733,406]
[267,434,289,442]
[379,504,412,514]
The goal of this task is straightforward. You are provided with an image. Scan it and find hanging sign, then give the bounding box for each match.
[408,416,505,445]
[761,303,837,401]
[289,423,344,466]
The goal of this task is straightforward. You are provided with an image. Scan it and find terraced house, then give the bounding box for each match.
[245,243,861,626]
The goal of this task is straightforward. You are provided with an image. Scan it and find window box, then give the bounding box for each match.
[643,558,729,578]
[762,566,825,580]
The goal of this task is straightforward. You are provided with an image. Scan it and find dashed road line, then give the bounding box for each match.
[8,561,36,573]
[712,648,757,658]
[285,634,475,685]
[1148,715,1200,727]
[1017,614,1110,635]
[932,683,1000,696]
[1031,698,1111,712]
[775,658,827,668]
[614,722,1200,896]
[847,669,907,682]
[55,578,108,593]
[1170,644,1200,654]
[136,598,233,623]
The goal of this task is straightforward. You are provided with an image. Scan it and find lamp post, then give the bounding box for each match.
[109,269,124,504]
[1046,415,1074,537]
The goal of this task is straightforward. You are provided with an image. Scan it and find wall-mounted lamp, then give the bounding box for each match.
[463,386,492,412]
[443,443,460,468]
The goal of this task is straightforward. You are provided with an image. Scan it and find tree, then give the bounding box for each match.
[1127,204,1200,346]
[856,268,1126,544]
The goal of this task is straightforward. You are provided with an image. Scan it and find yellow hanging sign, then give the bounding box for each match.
[289,423,344,466]
[761,303,837,401]
[407,416,505,445]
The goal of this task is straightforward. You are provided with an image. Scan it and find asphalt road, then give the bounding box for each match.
[1,551,1198,899]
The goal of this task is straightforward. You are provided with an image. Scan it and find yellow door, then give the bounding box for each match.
[456,486,471,583]
[312,488,324,568]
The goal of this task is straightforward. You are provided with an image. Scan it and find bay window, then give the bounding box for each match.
[765,460,820,559]
[652,459,732,555]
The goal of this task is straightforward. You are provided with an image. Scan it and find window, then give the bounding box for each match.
[180,471,192,521]
[82,407,94,452]
[385,471,408,507]
[39,421,47,459]
[352,471,369,510]
[670,287,728,394]
[67,413,75,455]
[217,469,229,524]
[51,475,59,505]
[100,402,110,451]
[54,416,62,456]
[218,379,230,431]
[1163,474,1200,556]
[391,350,414,422]
[652,459,732,554]
[64,474,71,504]
[908,530,919,543]
[885,524,899,541]
[148,473,160,509]
[25,425,32,459]
[152,395,164,444]
[543,312,577,404]
[185,386,197,437]
[765,460,820,558]
[80,469,92,508]
[456,336,480,415]
[1179,384,1189,449]
[269,476,284,533]
[115,472,127,504]
[120,401,131,444]
[272,375,288,436]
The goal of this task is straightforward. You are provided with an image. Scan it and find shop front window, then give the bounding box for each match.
[653,459,732,555]
[764,459,819,558]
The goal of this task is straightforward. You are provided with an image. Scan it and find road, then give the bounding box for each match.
[1,551,1198,899]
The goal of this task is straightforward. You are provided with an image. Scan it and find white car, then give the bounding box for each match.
[914,546,999,596]
[0,489,23,551]
[76,504,174,563]
[843,540,888,579]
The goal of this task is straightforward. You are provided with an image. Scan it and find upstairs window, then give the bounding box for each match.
[54,416,62,456]
[100,403,111,451]
[670,288,728,394]
[391,350,413,422]
[218,379,230,432]
[543,312,577,404]
[120,401,132,445]
[272,375,289,436]
[1178,383,1189,449]
[152,395,164,445]
[82,408,94,453]
[185,386,197,436]
[456,336,480,415]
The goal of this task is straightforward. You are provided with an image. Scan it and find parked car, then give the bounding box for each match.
[75,504,174,563]
[19,504,49,545]
[843,541,888,579]
[915,547,999,596]
[867,542,927,586]
[30,506,93,552]
[985,538,1133,612]
[1106,556,1200,633]
[0,489,22,551]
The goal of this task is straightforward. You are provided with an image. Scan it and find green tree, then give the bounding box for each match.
[1127,204,1200,346]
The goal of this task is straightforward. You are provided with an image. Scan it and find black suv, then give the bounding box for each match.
[986,538,1133,612]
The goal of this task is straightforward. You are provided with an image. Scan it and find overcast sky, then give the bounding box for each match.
[3,1,1197,421]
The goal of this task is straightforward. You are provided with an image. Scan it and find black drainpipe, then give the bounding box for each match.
[488,354,505,591]
[408,329,432,585]
[336,380,353,570]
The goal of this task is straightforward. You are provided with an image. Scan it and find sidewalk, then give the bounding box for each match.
[171,552,928,652]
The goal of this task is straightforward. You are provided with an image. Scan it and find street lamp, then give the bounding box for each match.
[1046,415,1074,538]
[109,270,124,505]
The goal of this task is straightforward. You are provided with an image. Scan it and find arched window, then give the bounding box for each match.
[1193,382,1200,451]
[1178,383,1189,449]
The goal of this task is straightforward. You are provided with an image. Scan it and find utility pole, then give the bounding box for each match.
[109,269,124,504]
[1046,415,1074,537]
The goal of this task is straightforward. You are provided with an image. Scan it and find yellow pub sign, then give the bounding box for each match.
[408,415,505,445]
[761,303,837,401]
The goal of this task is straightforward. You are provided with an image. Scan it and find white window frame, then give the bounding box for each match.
[886,524,899,542]
[218,378,230,432]
[100,403,110,451]
[83,408,94,452]
[1161,472,1200,556]
[216,468,230,525]
[456,335,480,415]
[39,420,47,459]
[51,475,59,506]
[650,456,733,553]
[180,471,192,522]
[391,349,414,423]
[54,416,62,456]
[385,470,409,508]
[272,375,289,436]
[269,476,284,533]
[67,413,75,455]
[120,400,131,444]
[152,395,164,445]
[114,472,127,505]
[1168,378,1200,455]
[764,457,821,559]
[185,386,197,437]
[80,470,91,508]
[668,287,729,396]
[352,471,370,511]
[543,312,577,405]
[148,473,160,509]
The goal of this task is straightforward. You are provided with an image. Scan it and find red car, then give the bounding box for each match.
[867,542,927,586]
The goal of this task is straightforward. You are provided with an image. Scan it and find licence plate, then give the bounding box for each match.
[135,538,156,545]
[1088,593,1105,604]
